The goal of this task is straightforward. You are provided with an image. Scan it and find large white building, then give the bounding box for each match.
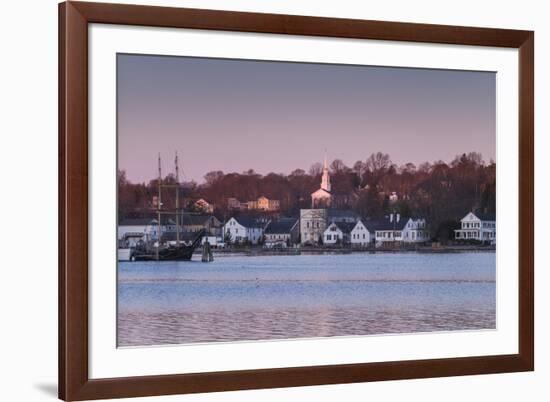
[223,216,268,245]
[300,209,328,245]
[454,212,496,243]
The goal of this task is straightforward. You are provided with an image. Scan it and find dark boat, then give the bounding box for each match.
[128,153,207,262]
[133,229,205,261]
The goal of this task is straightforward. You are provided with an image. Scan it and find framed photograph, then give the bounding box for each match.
[59,1,534,400]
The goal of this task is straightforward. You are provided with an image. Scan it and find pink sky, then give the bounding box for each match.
[118,54,496,184]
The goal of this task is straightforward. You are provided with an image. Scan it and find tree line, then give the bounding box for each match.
[118,151,495,242]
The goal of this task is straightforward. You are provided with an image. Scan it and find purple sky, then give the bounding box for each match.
[118,54,496,184]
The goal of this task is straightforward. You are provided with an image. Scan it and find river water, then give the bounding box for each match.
[117,252,496,347]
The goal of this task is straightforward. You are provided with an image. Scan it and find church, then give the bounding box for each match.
[311,155,333,208]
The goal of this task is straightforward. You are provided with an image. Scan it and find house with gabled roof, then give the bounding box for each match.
[323,221,355,245]
[223,216,270,245]
[264,218,299,247]
[369,214,430,247]
[402,217,430,243]
[350,219,371,246]
[454,211,496,243]
[371,214,409,247]
[179,213,221,236]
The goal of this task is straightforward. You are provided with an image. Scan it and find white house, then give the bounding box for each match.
[401,218,429,243]
[454,212,496,243]
[223,216,268,245]
[373,214,408,247]
[264,218,299,247]
[350,220,371,246]
[323,222,354,245]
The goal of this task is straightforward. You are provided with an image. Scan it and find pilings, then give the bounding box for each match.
[202,240,214,262]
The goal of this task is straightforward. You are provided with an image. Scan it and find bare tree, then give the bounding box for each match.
[353,160,366,176]
[308,162,323,177]
[330,159,348,174]
[204,170,224,186]
[290,168,306,177]
[418,162,432,173]
[399,163,417,174]
[365,152,392,173]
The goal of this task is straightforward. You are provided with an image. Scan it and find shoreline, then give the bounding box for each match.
[201,245,496,257]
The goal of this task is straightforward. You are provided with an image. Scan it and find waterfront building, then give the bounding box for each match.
[264,218,299,247]
[402,217,430,243]
[350,219,371,246]
[323,222,355,245]
[300,209,328,245]
[373,214,408,247]
[454,212,496,243]
[223,216,269,245]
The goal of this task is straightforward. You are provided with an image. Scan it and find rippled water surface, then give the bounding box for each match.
[118,252,496,346]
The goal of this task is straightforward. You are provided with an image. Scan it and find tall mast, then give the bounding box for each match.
[157,153,162,260]
[175,151,180,246]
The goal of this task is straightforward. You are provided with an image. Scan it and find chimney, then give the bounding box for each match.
[396,213,400,222]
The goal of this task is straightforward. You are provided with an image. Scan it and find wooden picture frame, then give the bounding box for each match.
[59,1,534,400]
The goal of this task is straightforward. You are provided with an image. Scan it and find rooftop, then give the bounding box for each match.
[232,216,268,228]
[472,211,496,221]
[330,221,356,234]
[180,213,219,226]
[264,218,298,234]
[363,217,409,231]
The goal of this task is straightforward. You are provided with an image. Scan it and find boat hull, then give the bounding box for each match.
[133,245,196,261]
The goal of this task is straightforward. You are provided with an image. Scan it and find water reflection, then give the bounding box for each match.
[118,252,496,346]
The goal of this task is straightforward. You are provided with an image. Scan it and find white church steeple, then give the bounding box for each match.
[321,150,331,192]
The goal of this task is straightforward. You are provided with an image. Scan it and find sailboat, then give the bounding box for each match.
[132,152,205,261]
